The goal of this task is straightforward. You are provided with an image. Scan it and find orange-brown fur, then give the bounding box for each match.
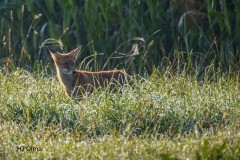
[49,46,131,100]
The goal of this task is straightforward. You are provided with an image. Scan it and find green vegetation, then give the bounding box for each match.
[0,68,240,159]
[0,0,239,72]
[1,0,240,159]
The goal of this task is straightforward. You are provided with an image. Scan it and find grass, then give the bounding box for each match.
[0,67,240,159]
[1,1,240,159]
[1,1,240,73]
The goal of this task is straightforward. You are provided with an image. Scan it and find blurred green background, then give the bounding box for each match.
[0,0,239,74]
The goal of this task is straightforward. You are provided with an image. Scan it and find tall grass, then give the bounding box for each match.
[0,0,239,73]
[0,68,240,159]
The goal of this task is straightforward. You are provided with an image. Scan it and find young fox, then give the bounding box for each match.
[49,46,131,100]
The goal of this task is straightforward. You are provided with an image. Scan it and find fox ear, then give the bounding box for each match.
[48,48,61,60]
[69,46,81,60]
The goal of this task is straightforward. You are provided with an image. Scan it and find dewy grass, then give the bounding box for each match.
[0,68,240,159]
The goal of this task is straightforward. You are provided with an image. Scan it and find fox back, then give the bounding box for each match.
[49,46,131,100]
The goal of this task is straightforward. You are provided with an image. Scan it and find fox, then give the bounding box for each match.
[49,46,131,100]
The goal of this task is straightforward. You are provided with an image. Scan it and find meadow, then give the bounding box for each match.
[1,0,240,159]
[0,67,240,159]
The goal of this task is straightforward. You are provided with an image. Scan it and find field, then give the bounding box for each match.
[1,68,240,159]
[0,1,240,159]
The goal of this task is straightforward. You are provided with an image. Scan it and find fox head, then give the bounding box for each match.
[49,46,81,75]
